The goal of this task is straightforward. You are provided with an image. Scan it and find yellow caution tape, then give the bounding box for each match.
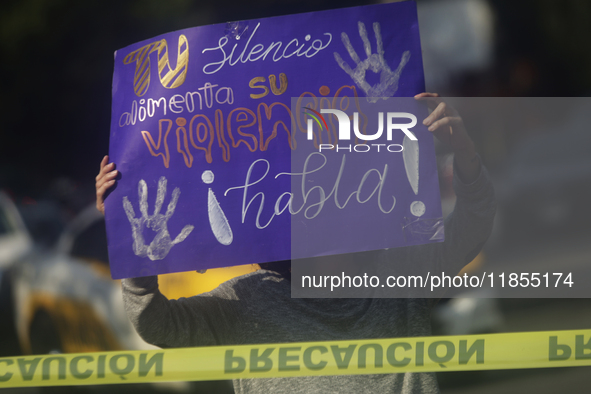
[1,329,590,387]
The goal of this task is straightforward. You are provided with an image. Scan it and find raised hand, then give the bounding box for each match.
[334,21,411,102]
[415,92,480,183]
[96,155,118,215]
[414,93,473,152]
[123,176,194,261]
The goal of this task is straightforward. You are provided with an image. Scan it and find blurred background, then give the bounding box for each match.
[1,0,591,392]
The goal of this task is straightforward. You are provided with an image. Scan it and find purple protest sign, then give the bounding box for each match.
[106,1,442,279]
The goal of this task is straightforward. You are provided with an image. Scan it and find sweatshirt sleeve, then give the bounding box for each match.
[449,159,497,259]
[382,160,496,278]
[425,159,497,275]
[121,275,243,348]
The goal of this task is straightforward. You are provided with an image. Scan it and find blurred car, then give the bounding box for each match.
[0,191,34,357]
[10,204,259,355]
[0,192,33,270]
[10,206,144,354]
[431,253,504,336]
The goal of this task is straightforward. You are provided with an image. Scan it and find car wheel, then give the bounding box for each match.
[0,270,21,356]
[29,309,63,354]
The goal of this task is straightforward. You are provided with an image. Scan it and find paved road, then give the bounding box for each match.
[440,298,591,393]
[441,230,591,394]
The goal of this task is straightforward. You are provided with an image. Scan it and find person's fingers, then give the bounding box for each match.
[96,156,109,180]
[96,160,115,182]
[428,116,462,132]
[414,92,442,111]
[105,170,118,182]
[96,156,118,215]
[96,181,115,200]
[414,92,440,99]
[415,93,461,117]
[96,176,116,206]
[100,155,108,171]
[423,102,447,126]
[96,169,118,190]
[96,180,115,215]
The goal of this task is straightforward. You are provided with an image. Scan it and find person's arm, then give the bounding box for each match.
[409,94,496,274]
[436,158,495,272]
[95,156,240,348]
[121,276,241,348]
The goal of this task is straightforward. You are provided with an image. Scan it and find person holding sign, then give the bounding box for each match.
[96,93,495,393]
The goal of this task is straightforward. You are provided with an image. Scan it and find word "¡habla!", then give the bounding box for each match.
[225,152,397,230]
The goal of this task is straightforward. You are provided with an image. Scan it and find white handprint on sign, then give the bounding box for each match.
[334,21,410,103]
[123,176,194,260]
